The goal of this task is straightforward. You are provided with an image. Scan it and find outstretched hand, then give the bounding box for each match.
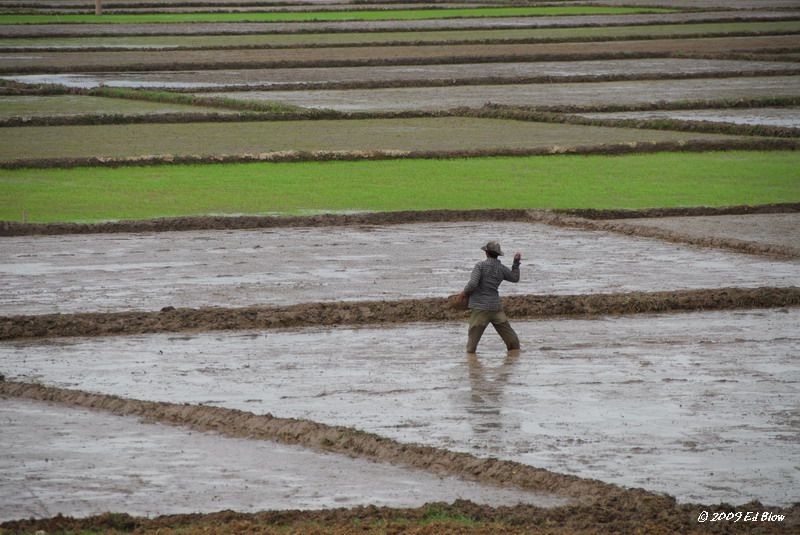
[514,252,522,262]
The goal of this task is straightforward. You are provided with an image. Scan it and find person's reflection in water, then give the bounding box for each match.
[466,349,521,441]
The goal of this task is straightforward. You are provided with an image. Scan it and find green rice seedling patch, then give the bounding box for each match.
[0,7,677,25]
[0,117,752,161]
[2,151,797,223]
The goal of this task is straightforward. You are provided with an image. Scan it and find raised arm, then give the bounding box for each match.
[504,252,522,283]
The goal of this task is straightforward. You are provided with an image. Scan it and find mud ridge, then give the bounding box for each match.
[3,500,799,535]
[2,138,798,170]
[528,210,800,258]
[2,203,798,237]
[0,208,530,236]
[2,287,798,340]
[0,380,625,503]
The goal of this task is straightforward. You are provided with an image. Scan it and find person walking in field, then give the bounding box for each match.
[458,241,522,354]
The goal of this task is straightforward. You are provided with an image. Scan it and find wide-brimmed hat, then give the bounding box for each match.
[481,241,503,256]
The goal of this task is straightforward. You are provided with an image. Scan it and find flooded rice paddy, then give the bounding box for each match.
[3,222,799,315]
[207,76,800,112]
[0,398,564,521]
[3,308,798,505]
[577,107,800,128]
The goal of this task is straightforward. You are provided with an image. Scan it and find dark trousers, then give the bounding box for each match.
[467,309,520,353]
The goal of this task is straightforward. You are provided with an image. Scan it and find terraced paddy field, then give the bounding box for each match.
[0,93,237,118]
[2,398,564,521]
[577,107,800,128]
[211,75,800,111]
[4,10,799,37]
[0,7,679,25]
[2,308,798,506]
[4,35,798,73]
[2,20,799,50]
[5,220,800,315]
[2,0,800,532]
[8,58,797,90]
[0,118,761,161]
[4,152,799,222]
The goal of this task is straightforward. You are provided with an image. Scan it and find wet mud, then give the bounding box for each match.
[2,287,799,339]
[2,308,799,505]
[0,397,564,522]
[3,220,800,316]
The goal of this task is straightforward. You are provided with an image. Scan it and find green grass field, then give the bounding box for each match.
[0,7,676,25]
[3,151,798,223]
[0,21,794,49]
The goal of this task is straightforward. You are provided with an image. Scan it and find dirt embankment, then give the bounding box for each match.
[1,381,797,535]
[2,287,798,340]
[0,380,614,501]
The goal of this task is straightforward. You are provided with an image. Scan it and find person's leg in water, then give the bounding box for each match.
[466,310,491,353]
[493,320,520,351]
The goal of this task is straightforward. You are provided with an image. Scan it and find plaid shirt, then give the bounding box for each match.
[463,257,520,311]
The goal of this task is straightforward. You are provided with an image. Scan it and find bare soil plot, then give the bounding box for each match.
[8,58,796,90]
[3,308,797,505]
[3,222,799,315]
[576,106,800,128]
[0,398,561,522]
[3,11,798,37]
[3,35,797,72]
[0,94,234,118]
[0,117,754,162]
[3,21,799,50]
[617,213,800,251]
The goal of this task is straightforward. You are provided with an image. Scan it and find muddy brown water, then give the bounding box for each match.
[577,107,800,128]
[3,222,799,315]
[6,58,796,90]
[209,75,800,111]
[2,11,797,37]
[0,398,565,522]
[3,308,798,505]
